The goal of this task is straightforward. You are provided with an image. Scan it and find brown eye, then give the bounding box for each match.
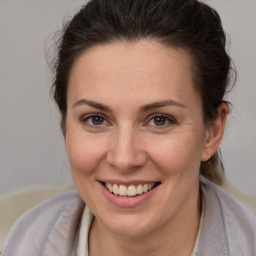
[91,115,105,125]
[146,114,176,128]
[81,114,107,126]
[153,116,167,126]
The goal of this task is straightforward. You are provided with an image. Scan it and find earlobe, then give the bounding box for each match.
[201,103,229,162]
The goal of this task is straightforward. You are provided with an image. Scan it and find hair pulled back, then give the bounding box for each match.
[52,0,235,185]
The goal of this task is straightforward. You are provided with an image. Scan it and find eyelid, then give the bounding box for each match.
[79,113,177,128]
[144,113,177,127]
[80,113,111,127]
[80,113,104,121]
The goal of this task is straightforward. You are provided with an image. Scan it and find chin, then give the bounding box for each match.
[99,212,160,237]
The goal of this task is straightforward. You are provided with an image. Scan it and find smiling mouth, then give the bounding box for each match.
[104,182,160,197]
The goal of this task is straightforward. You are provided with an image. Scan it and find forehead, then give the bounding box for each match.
[67,40,200,109]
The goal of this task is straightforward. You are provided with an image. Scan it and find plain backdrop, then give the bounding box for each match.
[0,0,255,197]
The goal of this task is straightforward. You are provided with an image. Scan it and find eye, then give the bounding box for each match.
[81,114,108,127]
[146,114,176,128]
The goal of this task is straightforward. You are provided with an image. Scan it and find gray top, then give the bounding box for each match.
[75,194,205,256]
[1,177,256,256]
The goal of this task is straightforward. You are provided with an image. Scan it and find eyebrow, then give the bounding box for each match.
[72,98,186,112]
[139,99,186,112]
[72,99,112,112]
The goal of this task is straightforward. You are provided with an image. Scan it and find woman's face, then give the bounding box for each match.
[65,40,209,237]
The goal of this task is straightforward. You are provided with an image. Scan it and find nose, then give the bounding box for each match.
[106,125,147,172]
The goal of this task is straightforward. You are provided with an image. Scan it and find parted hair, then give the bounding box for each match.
[51,0,236,185]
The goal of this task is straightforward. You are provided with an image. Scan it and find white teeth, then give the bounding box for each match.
[113,184,119,195]
[127,185,136,196]
[105,182,156,197]
[106,183,112,192]
[143,184,149,193]
[119,185,127,196]
[137,184,143,195]
[108,183,113,193]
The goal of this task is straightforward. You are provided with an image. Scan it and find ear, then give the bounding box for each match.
[201,103,229,162]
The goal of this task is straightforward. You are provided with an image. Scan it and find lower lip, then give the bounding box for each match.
[100,182,159,208]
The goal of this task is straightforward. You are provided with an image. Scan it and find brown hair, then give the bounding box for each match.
[51,0,236,185]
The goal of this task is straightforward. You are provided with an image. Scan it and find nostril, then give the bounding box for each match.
[106,132,147,171]
[106,150,147,172]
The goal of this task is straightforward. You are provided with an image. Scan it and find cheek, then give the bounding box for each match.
[65,128,106,179]
[65,131,109,206]
[147,133,204,177]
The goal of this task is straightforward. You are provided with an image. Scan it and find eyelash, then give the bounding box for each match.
[145,114,177,129]
[80,113,177,129]
[80,114,109,128]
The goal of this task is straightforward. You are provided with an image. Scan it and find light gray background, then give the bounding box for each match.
[0,0,255,197]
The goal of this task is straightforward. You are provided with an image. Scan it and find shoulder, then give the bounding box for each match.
[199,176,256,256]
[1,190,85,256]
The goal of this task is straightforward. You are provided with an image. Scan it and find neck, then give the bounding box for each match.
[89,185,201,256]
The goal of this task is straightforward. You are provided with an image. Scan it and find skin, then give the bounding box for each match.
[65,40,228,256]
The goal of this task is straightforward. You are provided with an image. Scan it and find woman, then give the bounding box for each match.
[2,0,256,255]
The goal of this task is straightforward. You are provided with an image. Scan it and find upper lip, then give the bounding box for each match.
[99,179,160,186]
